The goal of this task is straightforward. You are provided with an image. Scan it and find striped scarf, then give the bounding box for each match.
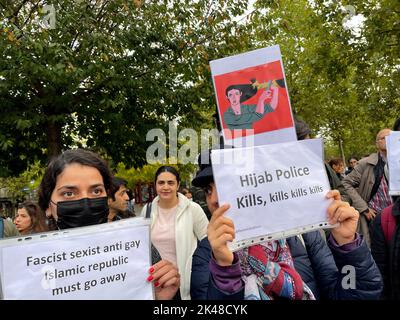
[237,239,315,300]
[369,175,393,214]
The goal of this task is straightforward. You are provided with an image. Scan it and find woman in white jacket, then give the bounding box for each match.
[141,166,208,299]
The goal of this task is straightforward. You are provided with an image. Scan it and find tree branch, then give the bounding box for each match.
[19,0,41,34]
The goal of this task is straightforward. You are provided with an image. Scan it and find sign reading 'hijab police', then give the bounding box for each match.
[211,139,332,250]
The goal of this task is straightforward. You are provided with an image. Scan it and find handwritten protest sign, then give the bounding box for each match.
[211,139,332,250]
[386,131,400,195]
[0,218,153,300]
[210,45,296,147]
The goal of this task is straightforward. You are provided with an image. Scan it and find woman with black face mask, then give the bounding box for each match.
[38,149,180,300]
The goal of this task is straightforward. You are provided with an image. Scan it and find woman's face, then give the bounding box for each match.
[156,172,179,202]
[227,89,242,108]
[332,163,344,174]
[14,208,32,234]
[46,163,107,219]
[349,159,358,168]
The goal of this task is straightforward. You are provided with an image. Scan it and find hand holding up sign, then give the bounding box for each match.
[326,190,359,245]
[148,260,180,300]
[207,204,235,267]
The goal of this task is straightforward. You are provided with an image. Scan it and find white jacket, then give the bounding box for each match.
[141,193,208,300]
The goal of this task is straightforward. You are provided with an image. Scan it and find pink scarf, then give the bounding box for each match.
[237,239,315,300]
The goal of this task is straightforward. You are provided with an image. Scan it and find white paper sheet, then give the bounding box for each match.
[211,139,332,250]
[386,132,400,195]
[0,218,153,300]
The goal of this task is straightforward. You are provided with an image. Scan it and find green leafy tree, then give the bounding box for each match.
[0,160,44,203]
[246,0,399,159]
[0,0,250,176]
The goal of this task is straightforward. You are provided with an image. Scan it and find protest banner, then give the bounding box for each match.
[210,45,297,147]
[0,218,153,300]
[386,131,400,195]
[211,139,332,251]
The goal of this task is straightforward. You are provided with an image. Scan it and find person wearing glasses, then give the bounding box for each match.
[371,118,400,299]
[342,128,393,247]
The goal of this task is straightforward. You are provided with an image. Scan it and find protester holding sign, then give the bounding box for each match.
[37,149,180,299]
[190,150,382,300]
[371,119,400,299]
[141,166,208,300]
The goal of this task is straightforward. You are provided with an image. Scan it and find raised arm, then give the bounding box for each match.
[255,84,279,114]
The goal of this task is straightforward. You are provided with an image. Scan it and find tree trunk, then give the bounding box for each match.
[339,138,346,169]
[46,120,62,161]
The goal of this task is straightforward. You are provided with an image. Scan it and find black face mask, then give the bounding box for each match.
[54,197,109,230]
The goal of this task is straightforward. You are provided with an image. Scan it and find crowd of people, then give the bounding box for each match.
[0,116,399,300]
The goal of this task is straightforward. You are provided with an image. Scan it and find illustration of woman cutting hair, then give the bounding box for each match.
[223,79,284,130]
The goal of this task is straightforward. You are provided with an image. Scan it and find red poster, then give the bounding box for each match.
[214,60,293,138]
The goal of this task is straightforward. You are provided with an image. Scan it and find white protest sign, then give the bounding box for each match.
[210,45,297,147]
[386,131,400,195]
[0,218,153,300]
[211,139,332,250]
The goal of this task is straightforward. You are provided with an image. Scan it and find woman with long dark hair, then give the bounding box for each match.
[14,201,48,235]
[38,149,180,299]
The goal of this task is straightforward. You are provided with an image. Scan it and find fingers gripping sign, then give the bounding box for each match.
[148,260,180,300]
[326,190,359,245]
[208,204,235,266]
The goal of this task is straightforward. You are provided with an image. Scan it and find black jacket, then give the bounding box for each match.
[371,198,400,299]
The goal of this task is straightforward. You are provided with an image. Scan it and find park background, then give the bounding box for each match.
[0,0,399,215]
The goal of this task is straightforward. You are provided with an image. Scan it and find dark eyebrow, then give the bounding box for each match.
[56,184,104,191]
[56,185,77,192]
[157,180,176,183]
[90,184,105,188]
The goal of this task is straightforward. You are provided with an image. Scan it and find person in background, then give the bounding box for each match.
[38,149,180,300]
[345,157,359,175]
[14,201,48,235]
[370,117,400,299]
[126,188,136,216]
[107,177,131,222]
[180,187,193,200]
[142,165,208,300]
[342,128,393,247]
[191,185,212,221]
[294,116,352,205]
[328,158,345,181]
[0,215,19,239]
